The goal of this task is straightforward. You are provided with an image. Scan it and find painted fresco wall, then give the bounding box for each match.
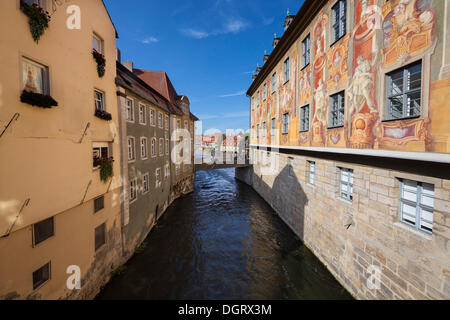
[251,0,450,155]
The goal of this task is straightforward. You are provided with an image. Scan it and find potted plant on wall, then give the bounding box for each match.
[95,108,112,121]
[93,157,114,183]
[20,0,51,43]
[92,49,106,78]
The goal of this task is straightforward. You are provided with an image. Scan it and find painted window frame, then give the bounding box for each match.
[331,0,347,45]
[93,33,104,54]
[283,57,290,84]
[142,173,150,194]
[151,138,157,157]
[138,103,147,125]
[271,72,277,94]
[159,138,164,156]
[302,34,311,68]
[385,60,422,121]
[282,113,289,135]
[299,105,310,132]
[150,108,156,126]
[129,178,138,203]
[94,89,106,112]
[271,117,276,136]
[329,91,345,128]
[125,98,134,122]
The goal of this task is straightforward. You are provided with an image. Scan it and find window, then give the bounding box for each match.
[302,35,310,67]
[142,173,149,194]
[165,163,170,179]
[176,164,180,176]
[177,119,181,130]
[158,112,163,128]
[165,139,169,155]
[262,122,267,137]
[308,161,316,185]
[93,143,109,167]
[140,137,148,159]
[165,116,169,130]
[125,98,134,121]
[94,223,106,251]
[288,158,294,177]
[329,91,345,128]
[399,179,434,234]
[93,33,104,54]
[139,104,147,125]
[256,91,260,106]
[159,138,164,156]
[299,105,310,132]
[33,217,54,246]
[184,120,188,129]
[150,108,156,126]
[282,113,289,134]
[22,57,49,95]
[284,58,290,83]
[156,168,162,184]
[332,0,347,44]
[94,90,105,111]
[256,124,260,138]
[23,0,45,7]
[271,72,277,93]
[386,61,422,120]
[127,137,135,161]
[151,138,156,157]
[130,179,137,202]
[33,262,50,290]
[339,168,354,202]
[263,83,267,101]
[271,118,276,136]
[94,196,104,213]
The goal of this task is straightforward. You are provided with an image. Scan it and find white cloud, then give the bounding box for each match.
[219,90,246,98]
[262,17,274,26]
[181,18,249,39]
[197,114,219,120]
[222,111,249,118]
[141,36,159,44]
[181,28,210,39]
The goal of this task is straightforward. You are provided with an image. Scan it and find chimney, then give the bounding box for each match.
[116,49,121,63]
[272,33,280,49]
[283,9,296,31]
[123,61,133,72]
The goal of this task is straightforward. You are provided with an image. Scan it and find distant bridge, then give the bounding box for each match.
[195,161,250,172]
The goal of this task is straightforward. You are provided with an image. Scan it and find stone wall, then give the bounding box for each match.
[236,150,450,300]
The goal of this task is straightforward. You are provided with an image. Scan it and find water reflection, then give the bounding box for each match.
[96,169,352,300]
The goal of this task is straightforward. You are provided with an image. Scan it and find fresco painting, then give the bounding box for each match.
[312,12,329,147]
[251,0,448,154]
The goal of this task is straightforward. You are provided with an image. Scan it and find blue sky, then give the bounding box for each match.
[104,0,305,133]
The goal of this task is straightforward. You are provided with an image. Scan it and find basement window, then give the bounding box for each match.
[33,217,54,246]
[33,262,50,290]
[94,223,106,251]
[399,179,434,234]
[308,161,316,185]
[94,196,104,213]
[339,168,354,202]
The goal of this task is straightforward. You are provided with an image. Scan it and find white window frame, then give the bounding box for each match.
[159,138,164,156]
[150,108,156,126]
[165,115,169,130]
[93,143,110,169]
[142,173,150,194]
[339,168,354,202]
[329,91,345,128]
[94,89,106,111]
[151,138,157,157]
[139,104,147,125]
[93,33,104,54]
[308,161,315,185]
[158,112,163,128]
[125,98,134,122]
[140,137,148,159]
[127,137,135,162]
[399,179,434,234]
[130,178,137,202]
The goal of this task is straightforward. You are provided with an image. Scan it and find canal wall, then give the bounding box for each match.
[236,152,450,300]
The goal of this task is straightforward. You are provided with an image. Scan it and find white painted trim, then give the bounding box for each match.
[250,144,450,164]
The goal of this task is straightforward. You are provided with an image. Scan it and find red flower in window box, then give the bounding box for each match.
[92,49,106,78]
[20,0,51,43]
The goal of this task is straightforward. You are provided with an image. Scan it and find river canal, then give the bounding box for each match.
[96,169,352,300]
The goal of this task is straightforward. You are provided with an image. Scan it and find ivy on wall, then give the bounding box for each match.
[92,49,106,78]
[94,157,114,183]
[20,1,51,43]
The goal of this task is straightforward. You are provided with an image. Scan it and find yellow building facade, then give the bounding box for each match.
[0,0,123,299]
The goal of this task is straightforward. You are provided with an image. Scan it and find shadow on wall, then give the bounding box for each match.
[250,164,308,240]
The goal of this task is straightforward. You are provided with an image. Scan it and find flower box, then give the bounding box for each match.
[20,90,58,108]
[95,109,112,121]
[93,157,114,183]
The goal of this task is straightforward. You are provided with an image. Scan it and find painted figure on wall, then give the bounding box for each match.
[347,55,377,117]
[382,0,436,66]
